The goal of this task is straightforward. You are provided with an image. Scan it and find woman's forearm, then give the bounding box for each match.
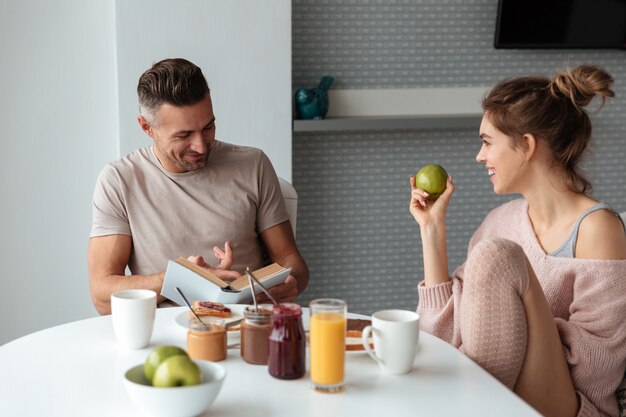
[420,224,450,286]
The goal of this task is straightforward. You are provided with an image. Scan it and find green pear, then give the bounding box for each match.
[144,345,188,383]
[415,164,448,201]
[152,355,202,387]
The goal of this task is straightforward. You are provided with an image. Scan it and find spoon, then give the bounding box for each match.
[175,287,211,330]
[245,267,279,306]
[246,269,259,312]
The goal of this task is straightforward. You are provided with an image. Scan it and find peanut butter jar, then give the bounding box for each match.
[187,317,227,362]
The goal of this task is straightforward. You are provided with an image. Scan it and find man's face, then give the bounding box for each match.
[140,94,216,173]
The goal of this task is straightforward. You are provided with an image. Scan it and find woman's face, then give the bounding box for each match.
[476,115,529,195]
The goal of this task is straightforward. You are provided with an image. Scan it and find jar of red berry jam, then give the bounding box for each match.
[268,303,305,379]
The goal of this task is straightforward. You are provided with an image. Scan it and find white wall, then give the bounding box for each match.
[0,0,118,344]
[115,0,292,181]
[0,0,292,345]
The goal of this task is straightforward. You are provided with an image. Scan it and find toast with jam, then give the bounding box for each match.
[189,301,232,318]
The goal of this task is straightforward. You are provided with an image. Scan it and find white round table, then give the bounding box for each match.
[0,306,539,416]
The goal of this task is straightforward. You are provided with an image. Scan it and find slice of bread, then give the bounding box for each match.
[347,318,370,332]
[345,319,372,351]
[189,301,232,318]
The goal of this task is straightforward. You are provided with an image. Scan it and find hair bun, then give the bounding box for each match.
[549,65,615,110]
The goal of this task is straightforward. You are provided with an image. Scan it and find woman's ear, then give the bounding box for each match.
[521,133,538,161]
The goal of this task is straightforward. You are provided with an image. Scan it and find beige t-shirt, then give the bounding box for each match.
[90,140,289,276]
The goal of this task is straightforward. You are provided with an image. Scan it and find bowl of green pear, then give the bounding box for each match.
[123,345,226,417]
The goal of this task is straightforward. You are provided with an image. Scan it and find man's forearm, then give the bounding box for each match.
[279,253,309,294]
[90,271,166,315]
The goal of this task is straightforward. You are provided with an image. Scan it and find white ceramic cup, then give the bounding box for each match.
[111,289,157,349]
[361,309,420,374]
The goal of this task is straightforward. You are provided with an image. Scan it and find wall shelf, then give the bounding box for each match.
[293,114,482,132]
[292,87,486,133]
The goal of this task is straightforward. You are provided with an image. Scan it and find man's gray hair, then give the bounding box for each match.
[137,58,210,126]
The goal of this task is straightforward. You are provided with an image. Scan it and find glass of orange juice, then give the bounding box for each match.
[309,298,347,393]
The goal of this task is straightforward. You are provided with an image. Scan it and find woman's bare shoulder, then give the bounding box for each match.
[577,209,626,260]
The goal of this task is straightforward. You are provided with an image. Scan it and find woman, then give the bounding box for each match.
[410,65,626,417]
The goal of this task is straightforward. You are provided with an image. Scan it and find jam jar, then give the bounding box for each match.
[240,305,272,365]
[268,303,306,379]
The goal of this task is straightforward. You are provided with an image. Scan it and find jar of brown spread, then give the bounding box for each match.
[187,317,227,362]
[241,305,272,365]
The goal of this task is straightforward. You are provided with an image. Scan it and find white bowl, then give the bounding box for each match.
[123,360,226,417]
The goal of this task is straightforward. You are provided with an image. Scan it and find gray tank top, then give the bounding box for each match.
[550,202,626,258]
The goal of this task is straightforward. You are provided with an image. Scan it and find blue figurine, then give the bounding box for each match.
[294,76,334,120]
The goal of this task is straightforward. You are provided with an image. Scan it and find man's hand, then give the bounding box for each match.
[187,242,240,280]
[213,241,234,270]
[256,275,298,304]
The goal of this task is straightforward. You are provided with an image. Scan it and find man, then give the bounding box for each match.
[88,58,309,315]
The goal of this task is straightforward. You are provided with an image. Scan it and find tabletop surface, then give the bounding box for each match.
[0,306,539,417]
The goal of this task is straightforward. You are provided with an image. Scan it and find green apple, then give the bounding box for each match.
[144,345,188,383]
[415,164,448,201]
[152,355,202,387]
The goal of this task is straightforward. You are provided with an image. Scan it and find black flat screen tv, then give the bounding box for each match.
[494,0,626,49]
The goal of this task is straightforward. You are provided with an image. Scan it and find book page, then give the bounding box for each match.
[174,257,229,288]
[230,263,286,291]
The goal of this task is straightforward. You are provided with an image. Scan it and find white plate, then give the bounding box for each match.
[174,310,243,330]
[346,349,369,356]
[174,305,249,349]
[174,310,243,349]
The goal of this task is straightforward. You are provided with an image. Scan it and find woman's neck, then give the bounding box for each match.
[524,183,596,253]
[526,190,577,226]
[522,163,588,225]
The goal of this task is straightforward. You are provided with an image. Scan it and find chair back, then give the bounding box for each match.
[278,178,298,237]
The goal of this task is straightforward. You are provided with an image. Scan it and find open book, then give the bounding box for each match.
[161,257,292,305]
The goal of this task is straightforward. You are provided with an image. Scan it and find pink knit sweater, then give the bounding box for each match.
[418,199,626,417]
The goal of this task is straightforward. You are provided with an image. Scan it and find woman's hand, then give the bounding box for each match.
[187,241,240,280]
[409,175,455,230]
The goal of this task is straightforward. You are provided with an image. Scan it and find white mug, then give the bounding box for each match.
[111,289,157,349]
[361,309,420,374]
